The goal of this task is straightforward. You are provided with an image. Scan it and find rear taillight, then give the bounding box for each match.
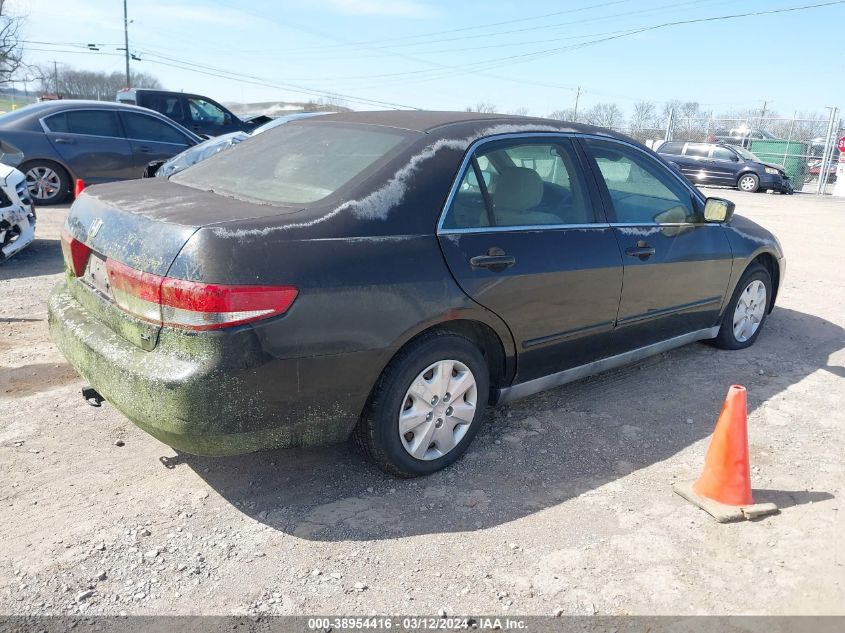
[105,258,298,330]
[60,229,91,277]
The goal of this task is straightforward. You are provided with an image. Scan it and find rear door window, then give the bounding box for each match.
[143,94,186,123]
[43,110,122,138]
[684,144,710,158]
[121,112,191,145]
[658,141,684,155]
[442,139,594,229]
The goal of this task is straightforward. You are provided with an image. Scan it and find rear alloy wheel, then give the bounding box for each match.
[712,264,772,350]
[737,173,760,193]
[23,161,70,205]
[355,332,489,477]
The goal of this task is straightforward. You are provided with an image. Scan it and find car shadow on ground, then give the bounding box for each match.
[0,238,63,279]
[167,307,841,541]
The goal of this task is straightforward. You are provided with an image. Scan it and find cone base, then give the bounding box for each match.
[673,480,778,523]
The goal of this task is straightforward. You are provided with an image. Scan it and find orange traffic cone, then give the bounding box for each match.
[673,385,778,522]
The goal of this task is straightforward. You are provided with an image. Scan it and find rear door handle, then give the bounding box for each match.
[470,254,515,272]
[625,243,656,260]
[54,138,75,144]
[136,146,151,153]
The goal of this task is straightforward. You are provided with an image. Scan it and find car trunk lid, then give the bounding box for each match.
[62,179,302,350]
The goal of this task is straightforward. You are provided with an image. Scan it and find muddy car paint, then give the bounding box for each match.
[48,112,785,457]
[0,163,36,262]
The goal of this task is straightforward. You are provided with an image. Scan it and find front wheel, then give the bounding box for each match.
[712,264,772,350]
[737,173,760,193]
[355,332,490,477]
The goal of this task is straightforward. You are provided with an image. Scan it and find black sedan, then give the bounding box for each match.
[657,140,792,193]
[49,112,784,477]
[0,101,201,205]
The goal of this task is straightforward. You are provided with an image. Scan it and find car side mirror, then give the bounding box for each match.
[703,197,735,223]
[223,113,232,124]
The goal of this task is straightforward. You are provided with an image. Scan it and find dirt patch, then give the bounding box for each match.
[0,194,843,617]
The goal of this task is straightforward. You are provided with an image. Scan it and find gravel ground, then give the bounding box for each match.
[1,188,843,616]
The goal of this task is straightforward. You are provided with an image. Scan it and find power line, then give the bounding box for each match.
[309,0,845,85]
[22,43,420,110]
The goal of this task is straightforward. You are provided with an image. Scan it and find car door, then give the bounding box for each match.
[41,109,135,183]
[437,136,624,382]
[185,96,239,136]
[581,138,734,350]
[119,111,195,175]
[707,145,741,185]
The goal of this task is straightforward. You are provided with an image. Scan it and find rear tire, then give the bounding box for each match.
[712,263,772,350]
[355,331,490,477]
[737,173,759,193]
[22,160,71,205]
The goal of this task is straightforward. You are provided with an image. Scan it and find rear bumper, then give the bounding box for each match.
[48,281,379,455]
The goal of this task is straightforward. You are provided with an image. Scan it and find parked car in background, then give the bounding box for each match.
[50,112,784,476]
[146,112,327,178]
[707,127,780,148]
[0,101,201,205]
[657,141,792,193]
[0,163,36,262]
[117,89,272,137]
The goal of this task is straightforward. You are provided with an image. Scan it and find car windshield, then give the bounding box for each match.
[172,122,409,205]
[733,146,761,161]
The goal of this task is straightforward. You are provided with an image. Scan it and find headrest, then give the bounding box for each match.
[493,167,543,211]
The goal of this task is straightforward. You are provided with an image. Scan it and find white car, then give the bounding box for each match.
[0,163,36,262]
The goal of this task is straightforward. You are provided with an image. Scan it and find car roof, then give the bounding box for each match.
[12,99,171,116]
[311,110,629,140]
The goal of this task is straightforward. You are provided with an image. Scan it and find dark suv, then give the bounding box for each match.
[116,89,271,137]
[657,141,791,193]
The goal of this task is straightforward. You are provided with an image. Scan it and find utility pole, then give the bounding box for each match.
[123,0,131,89]
[573,86,582,121]
[53,61,59,97]
[759,100,768,129]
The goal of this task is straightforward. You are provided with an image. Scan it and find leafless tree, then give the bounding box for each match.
[0,0,24,84]
[508,107,530,116]
[628,101,661,140]
[36,66,162,99]
[583,103,624,129]
[464,102,497,114]
[548,108,578,122]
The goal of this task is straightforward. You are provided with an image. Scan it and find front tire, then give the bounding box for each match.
[712,264,772,350]
[355,331,490,477]
[22,160,71,205]
[737,173,760,193]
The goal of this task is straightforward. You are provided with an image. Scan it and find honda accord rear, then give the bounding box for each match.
[49,111,783,476]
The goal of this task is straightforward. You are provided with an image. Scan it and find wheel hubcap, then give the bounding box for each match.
[25,166,61,201]
[732,280,767,342]
[398,359,477,461]
[740,176,755,191]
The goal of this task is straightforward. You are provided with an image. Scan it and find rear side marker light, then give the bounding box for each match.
[60,229,91,277]
[105,258,298,330]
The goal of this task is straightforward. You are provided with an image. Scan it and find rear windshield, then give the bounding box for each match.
[172,122,410,205]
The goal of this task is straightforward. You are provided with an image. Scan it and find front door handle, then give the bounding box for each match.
[54,137,75,144]
[625,241,656,260]
[136,145,151,153]
[470,247,515,272]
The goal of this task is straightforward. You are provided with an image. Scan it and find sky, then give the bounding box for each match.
[12,0,845,118]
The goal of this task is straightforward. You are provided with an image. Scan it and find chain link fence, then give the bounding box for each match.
[608,111,842,195]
